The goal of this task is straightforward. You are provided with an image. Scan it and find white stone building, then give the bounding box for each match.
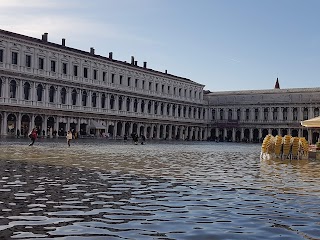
[0,29,319,142]
[0,29,207,139]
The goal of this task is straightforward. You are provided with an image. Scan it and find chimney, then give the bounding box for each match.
[62,38,66,46]
[131,56,135,65]
[109,52,113,59]
[143,61,147,68]
[90,47,95,54]
[42,33,48,42]
[165,70,167,74]
[134,61,137,66]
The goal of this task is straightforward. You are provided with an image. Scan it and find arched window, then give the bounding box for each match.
[172,104,176,117]
[246,109,250,120]
[82,90,87,106]
[160,103,164,115]
[283,108,288,120]
[49,86,55,103]
[23,82,30,100]
[154,102,158,114]
[110,95,115,109]
[303,108,308,120]
[126,97,131,111]
[189,107,192,118]
[193,108,196,118]
[293,108,298,120]
[101,93,106,108]
[10,80,17,98]
[167,104,170,115]
[141,100,145,113]
[92,92,97,107]
[71,89,77,105]
[37,84,43,101]
[314,108,319,117]
[255,108,259,120]
[212,109,216,120]
[134,99,138,112]
[119,96,123,110]
[228,109,232,120]
[183,106,186,117]
[148,101,152,113]
[273,108,278,120]
[61,88,66,104]
[264,108,268,120]
[178,105,181,117]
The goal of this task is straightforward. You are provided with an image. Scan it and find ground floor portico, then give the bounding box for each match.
[0,107,208,141]
[209,126,319,144]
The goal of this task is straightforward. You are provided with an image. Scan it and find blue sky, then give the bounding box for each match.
[0,0,319,91]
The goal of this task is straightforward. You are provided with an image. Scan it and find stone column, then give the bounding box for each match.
[17,112,22,135]
[157,124,161,139]
[113,121,117,139]
[2,112,8,136]
[232,128,236,142]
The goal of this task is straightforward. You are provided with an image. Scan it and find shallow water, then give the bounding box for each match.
[0,139,319,239]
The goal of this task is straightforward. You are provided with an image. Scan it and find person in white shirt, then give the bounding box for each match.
[66,131,73,147]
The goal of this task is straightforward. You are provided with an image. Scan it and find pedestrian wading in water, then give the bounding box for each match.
[29,128,37,146]
[66,130,73,147]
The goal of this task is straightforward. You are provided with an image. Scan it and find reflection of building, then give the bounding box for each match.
[1,29,320,142]
[0,29,207,139]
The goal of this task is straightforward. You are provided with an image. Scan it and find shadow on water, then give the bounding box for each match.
[0,139,319,239]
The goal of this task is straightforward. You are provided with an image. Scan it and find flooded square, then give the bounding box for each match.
[0,139,319,239]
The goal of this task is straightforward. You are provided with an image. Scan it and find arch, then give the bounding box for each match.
[126,97,131,111]
[10,80,17,98]
[171,125,176,139]
[134,99,138,112]
[312,132,319,144]
[272,129,278,136]
[82,90,87,106]
[154,102,158,114]
[125,122,130,136]
[23,82,30,100]
[141,100,145,113]
[244,129,250,141]
[49,86,55,103]
[147,101,152,113]
[118,96,123,110]
[281,128,288,136]
[160,103,164,115]
[139,125,144,136]
[153,125,157,139]
[7,113,17,135]
[303,130,308,141]
[34,115,43,131]
[178,105,181,117]
[47,116,55,133]
[132,123,138,134]
[183,106,186,117]
[167,104,170,115]
[262,129,269,138]
[146,126,151,138]
[253,129,259,142]
[116,122,122,136]
[71,89,77,105]
[236,130,241,142]
[21,114,30,136]
[292,129,298,137]
[110,95,115,109]
[101,93,106,108]
[92,92,97,107]
[172,105,176,117]
[37,84,43,101]
[159,125,164,139]
[60,87,66,104]
[228,109,232,120]
[227,129,232,141]
[220,109,224,120]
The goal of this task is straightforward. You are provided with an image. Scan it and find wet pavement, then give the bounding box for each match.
[0,139,320,239]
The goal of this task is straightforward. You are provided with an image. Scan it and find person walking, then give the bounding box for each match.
[29,128,37,146]
[66,130,73,147]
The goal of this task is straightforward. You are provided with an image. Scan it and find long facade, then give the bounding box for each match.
[0,29,319,143]
[0,29,207,140]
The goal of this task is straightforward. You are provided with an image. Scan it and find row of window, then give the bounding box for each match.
[212,107,317,121]
[1,79,206,119]
[0,48,201,99]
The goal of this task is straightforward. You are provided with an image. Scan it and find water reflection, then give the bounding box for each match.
[0,139,319,239]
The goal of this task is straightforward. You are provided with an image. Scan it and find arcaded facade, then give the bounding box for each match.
[0,29,207,140]
[0,29,319,143]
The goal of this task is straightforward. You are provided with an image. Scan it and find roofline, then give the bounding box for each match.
[0,28,205,87]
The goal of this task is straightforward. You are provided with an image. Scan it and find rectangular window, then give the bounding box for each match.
[127,77,131,86]
[120,75,123,85]
[12,52,18,65]
[62,62,67,74]
[93,69,97,80]
[155,83,158,91]
[142,80,145,89]
[135,79,138,88]
[73,65,78,76]
[51,60,56,72]
[0,49,3,62]
[39,57,44,70]
[103,71,106,81]
[25,55,31,67]
[111,73,115,83]
[149,82,152,90]
[83,67,88,78]
[162,85,164,92]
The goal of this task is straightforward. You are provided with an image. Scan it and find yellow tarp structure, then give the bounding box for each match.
[301,116,320,127]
